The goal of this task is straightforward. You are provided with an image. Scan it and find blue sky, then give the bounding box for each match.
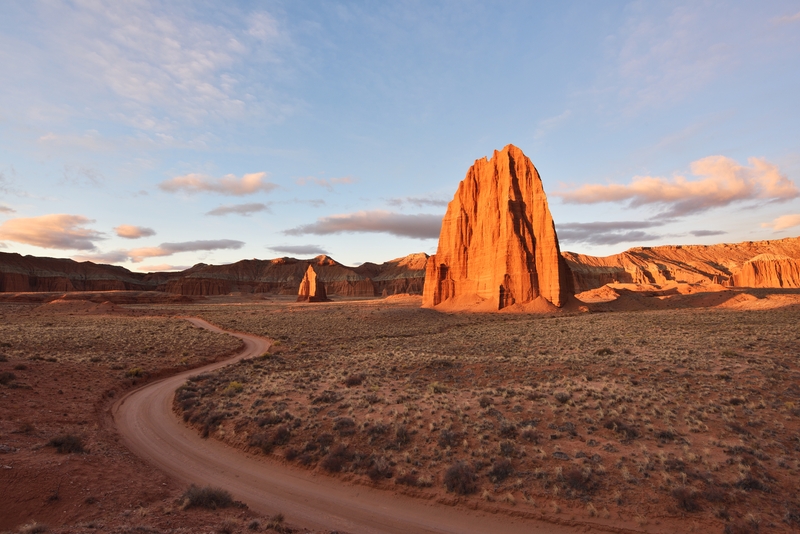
[1,1,799,270]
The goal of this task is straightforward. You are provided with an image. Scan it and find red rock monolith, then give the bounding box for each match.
[423,144,573,311]
[297,265,329,302]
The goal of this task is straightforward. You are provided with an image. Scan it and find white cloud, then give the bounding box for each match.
[762,214,800,231]
[267,244,329,256]
[556,156,798,217]
[159,172,277,196]
[135,264,190,272]
[114,225,156,239]
[127,239,245,263]
[284,210,441,239]
[0,214,102,250]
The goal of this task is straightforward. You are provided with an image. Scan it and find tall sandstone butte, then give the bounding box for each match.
[423,144,574,311]
[297,265,329,302]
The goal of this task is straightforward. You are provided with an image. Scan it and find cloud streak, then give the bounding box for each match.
[127,239,245,263]
[0,206,14,214]
[387,196,449,208]
[0,214,102,250]
[206,203,270,216]
[557,220,664,246]
[556,156,798,217]
[115,224,156,239]
[762,214,800,231]
[267,244,329,256]
[159,172,277,196]
[295,176,355,191]
[284,210,441,239]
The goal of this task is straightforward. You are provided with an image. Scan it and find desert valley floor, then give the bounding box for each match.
[2,291,800,533]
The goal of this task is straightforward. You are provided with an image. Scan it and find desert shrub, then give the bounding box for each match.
[366,455,393,481]
[444,461,477,495]
[595,348,614,356]
[703,485,727,503]
[224,381,244,396]
[321,444,353,473]
[0,354,6,362]
[394,424,411,446]
[249,433,274,454]
[724,518,760,534]
[217,518,239,534]
[125,367,144,377]
[428,381,448,394]
[316,433,335,448]
[367,422,389,436]
[48,434,85,454]
[488,459,513,482]
[13,363,27,370]
[735,474,769,492]
[563,466,590,492]
[285,448,300,461]
[17,522,49,534]
[499,422,517,438]
[312,390,341,404]
[553,391,571,404]
[266,513,287,533]
[604,418,638,440]
[672,486,701,512]
[438,429,460,448]
[181,485,233,509]
[333,417,356,435]
[344,373,365,387]
[395,472,419,486]
[499,440,516,457]
[257,412,284,427]
[0,371,16,385]
[272,425,292,446]
[520,428,540,443]
[478,396,493,408]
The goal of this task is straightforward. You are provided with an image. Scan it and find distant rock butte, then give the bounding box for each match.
[563,237,800,292]
[297,265,329,302]
[423,144,574,311]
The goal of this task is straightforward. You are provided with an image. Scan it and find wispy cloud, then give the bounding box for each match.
[534,110,571,140]
[689,230,726,237]
[206,203,271,216]
[26,4,295,131]
[126,239,245,263]
[762,214,800,231]
[556,156,798,217]
[267,244,329,256]
[775,11,800,23]
[0,214,103,250]
[114,225,156,239]
[284,210,441,239]
[557,220,664,246]
[295,176,355,191]
[159,172,277,196]
[0,205,15,214]
[387,196,449,208]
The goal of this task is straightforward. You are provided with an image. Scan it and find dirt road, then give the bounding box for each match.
[112,318,586,534]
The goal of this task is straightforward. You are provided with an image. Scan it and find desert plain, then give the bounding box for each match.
[1,287,800,534]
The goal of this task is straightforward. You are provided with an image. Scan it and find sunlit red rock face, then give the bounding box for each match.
[297,265,329,302]
[423,145,574,311]
[563,237,800,292]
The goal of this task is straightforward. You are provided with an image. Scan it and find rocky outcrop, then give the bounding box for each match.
[297,265,329,302]
[732,254,800,288]
[355,253,428,296]
[563,237,800,292]
[423,145,574,311]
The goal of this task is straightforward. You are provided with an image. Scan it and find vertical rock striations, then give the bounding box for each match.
[423,144,573,311]
[297,265,329,302]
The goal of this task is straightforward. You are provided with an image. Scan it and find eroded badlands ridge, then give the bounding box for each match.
[423,144,573,311]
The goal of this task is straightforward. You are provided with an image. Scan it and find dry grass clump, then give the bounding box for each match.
[47,433,85,454]
[169,298,800,531]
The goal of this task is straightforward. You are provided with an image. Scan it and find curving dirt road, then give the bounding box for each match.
[112,318,585,534]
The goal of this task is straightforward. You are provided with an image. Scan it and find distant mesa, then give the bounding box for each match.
[423,144,574,311]
[297,265,329,302]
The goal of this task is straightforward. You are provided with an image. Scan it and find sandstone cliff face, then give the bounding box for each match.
[355,253,428,296]
[423,145,573,310]
[732,254,800,288]
[297,265,329,302]
[563,237,800,292]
